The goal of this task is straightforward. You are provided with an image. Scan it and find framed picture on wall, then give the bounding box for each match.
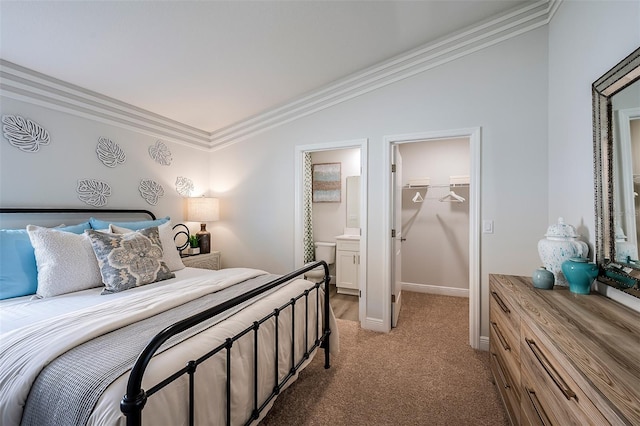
[312,162,341,202]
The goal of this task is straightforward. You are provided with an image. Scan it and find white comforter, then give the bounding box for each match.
[0,268,338,426]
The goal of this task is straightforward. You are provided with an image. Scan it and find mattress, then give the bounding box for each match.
[0,267,338,425]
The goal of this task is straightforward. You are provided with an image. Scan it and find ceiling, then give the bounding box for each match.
[0,0,534,134]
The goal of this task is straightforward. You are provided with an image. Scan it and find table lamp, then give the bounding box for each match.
[187,197,219,254]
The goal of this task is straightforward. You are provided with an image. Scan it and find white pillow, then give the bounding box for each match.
[26,225,103,298]
[109,221,185,272]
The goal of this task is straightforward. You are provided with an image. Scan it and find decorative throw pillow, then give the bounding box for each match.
[0,222,92,300]
[89,216,169,231]
[26,225,103,298]
[86,227,175,294]
[0,229,39,299]
[109,221,185,272]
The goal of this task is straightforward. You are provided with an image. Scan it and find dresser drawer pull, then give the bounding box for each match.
[525,338,577,400]
[491,321,511,351]
[526,387,553,426]
[491,291,510,314]
[491,353,510,390]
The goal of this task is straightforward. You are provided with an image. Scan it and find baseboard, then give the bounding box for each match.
[361,317,389,333]
[479,335,490,352]
[402,282,469,298]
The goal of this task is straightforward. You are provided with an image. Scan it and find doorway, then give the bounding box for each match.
[294,139,368,324]
[385,128,481,349]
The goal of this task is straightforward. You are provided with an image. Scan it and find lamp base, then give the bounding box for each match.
[196,224,211,254]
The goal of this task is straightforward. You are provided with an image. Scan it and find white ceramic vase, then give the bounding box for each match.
[614,225,638,263]
[537,217,588,286]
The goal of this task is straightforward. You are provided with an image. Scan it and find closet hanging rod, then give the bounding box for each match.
[403,183,469,189]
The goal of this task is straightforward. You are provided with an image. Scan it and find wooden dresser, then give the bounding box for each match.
[489,274,640,425]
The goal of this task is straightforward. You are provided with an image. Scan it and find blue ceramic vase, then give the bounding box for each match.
[532,267,554,289]
[561,257,598,295]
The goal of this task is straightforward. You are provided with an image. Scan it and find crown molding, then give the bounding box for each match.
[0,0,559,152]
[0,61,212,151]
[209,0,559,149]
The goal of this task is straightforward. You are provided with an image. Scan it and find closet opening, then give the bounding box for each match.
[399,139,470,297]
[385,128,480,348]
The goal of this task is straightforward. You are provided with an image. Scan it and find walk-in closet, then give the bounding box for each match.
[399,138,470,297]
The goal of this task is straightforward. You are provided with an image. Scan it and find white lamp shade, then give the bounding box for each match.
[187,197,219,222]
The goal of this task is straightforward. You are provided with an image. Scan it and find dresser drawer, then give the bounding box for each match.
[490,275,521,425]
[490,291,521,363]
[520,321,609,426]
[490,308,520,394]
[489,277,521,369]
[490,345,520,425]
[490,276,521,337]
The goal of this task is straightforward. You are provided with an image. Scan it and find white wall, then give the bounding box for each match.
[211,27,549,335]
[547,0,640,310]
[548,0,640,251]
[0,97,210,230]
[399,138,470,293]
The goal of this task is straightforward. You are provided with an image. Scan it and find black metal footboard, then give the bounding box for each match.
[120,261,332,426]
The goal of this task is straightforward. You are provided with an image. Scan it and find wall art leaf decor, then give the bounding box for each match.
[148,140,172,165]
[139,179,164,205]
[96,137,126,167]
[2,115,51,153]
[175,176,194,197]
[77,179,111,207]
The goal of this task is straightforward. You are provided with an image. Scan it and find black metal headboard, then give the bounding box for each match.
[0,208,156,220]
[0,207,193,253]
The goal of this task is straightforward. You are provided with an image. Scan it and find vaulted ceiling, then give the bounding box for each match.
[0,0,546,149]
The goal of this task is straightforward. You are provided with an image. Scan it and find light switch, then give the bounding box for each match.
[483,220,494,234]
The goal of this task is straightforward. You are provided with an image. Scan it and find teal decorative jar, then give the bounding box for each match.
[532,267,554,289]
[561,257,598,295]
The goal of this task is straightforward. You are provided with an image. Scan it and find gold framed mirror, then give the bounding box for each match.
[593,46,640,297]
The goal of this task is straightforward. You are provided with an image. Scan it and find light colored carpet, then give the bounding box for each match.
[259,291,508,425]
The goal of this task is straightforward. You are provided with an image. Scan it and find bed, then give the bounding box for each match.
[0,208,337,426]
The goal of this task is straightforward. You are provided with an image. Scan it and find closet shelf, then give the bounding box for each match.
[404,183,469,189]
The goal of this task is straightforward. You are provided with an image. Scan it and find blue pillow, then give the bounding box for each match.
[58,221,92,234]
[0,222,90,300]
[89,216,169,231]
[0,229,38,300]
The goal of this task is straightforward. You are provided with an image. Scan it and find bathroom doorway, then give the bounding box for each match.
[294,139,368,324]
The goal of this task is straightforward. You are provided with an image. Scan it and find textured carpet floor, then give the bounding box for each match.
[259,291,508,426]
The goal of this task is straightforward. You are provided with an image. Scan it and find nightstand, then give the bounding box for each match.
[182,251,221,270]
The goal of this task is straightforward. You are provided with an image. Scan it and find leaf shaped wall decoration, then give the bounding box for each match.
[77,179,111,207]
[96,137,126,167]
[148,140,172,165]
[139,179,165,205]
[175,176,194,197]
[2,115,51,153]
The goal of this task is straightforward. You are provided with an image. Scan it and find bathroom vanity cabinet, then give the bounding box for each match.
[336,236,359,296]
[489,274,640,425]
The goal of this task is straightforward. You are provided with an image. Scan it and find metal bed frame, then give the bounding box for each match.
[122,261,331,426]
[0,208,332,426]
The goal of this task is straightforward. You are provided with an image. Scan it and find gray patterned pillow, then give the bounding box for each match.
[86,227,175,294]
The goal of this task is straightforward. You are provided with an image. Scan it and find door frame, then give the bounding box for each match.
[383,128,481,349]
[294,138,368,324]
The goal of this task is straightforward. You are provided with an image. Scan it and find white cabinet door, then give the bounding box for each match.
[337,249,359,293]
